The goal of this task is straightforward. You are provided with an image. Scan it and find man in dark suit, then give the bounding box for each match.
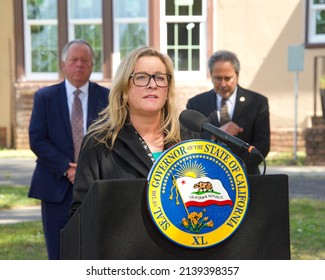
[187,50,270,174]
[28,39,109,259]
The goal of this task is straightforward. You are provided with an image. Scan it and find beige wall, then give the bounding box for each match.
[0,1,14,146]
[212,0,323,130]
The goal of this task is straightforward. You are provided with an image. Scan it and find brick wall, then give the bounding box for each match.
[13,82,50,149]
[0,127,6,147]
[305,117,325,165]
[270,128,305,153]
[13,81,307,153]
[15,92,34,149]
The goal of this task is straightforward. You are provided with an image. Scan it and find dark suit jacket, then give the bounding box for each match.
[28,81,109,203]
[186,86,270,174]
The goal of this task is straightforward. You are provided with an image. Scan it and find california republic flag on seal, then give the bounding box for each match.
[175,176,233,208]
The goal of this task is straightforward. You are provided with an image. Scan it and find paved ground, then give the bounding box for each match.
[0,206,41,224]
[0,158,35,186]
[0,158,39,224]
[264,165,325,200]
[0,158,325,224]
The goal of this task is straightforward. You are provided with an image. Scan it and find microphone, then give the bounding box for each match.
[179,109,259,155]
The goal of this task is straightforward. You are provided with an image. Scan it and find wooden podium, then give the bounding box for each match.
[61,175,290,260]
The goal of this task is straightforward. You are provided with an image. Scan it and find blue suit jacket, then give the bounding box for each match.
[28,81,109,203]
[186,86,270,174]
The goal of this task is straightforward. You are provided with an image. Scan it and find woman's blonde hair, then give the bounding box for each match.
[87,46,181,149]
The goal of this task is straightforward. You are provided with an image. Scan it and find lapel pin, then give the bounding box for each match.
[239,97,245,102]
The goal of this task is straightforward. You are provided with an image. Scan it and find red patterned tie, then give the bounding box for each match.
[219,98,230,126]
[71,89,84,162]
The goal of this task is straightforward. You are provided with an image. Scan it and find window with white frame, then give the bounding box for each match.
[306,0,325,46]
[24,0,58,80]
[161,0,207,80]
[68,0,103,79]
[22,0,149,81]
[112,0,149,74]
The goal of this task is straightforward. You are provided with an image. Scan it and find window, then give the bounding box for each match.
[18,0,211,81]
[68,0,103,80]
[306,0,325,47]
[21,0,149,80]
[160,0,207,80]
[112,0,148,74]
[24,0,58,79]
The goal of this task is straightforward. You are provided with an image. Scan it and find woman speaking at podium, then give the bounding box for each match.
[69,47,182,216]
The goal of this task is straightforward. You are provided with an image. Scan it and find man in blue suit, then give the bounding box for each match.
[28,39,109,259]
[187,50,270,174]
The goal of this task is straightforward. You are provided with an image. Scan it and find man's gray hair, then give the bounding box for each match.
[61,39,95,62]
[208,50,240,75]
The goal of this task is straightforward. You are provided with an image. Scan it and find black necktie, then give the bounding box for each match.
[71,89,84,162]
[219,98,230,126]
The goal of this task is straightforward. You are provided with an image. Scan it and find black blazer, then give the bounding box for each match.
[186,86,270,174]
[29,81,109,203]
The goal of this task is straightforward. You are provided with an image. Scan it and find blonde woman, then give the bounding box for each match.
[70,47,183,216]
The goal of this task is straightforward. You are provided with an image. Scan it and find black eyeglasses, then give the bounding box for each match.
[130,72,171,88]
